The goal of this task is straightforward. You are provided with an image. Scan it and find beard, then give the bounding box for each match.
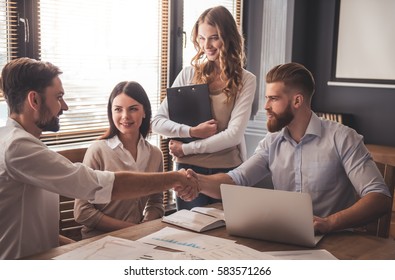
[267,103,294,133]
[36,103,61,132]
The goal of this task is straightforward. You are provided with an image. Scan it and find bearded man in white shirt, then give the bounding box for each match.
[0,57,197,259]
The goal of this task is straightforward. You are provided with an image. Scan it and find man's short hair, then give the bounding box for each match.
[266,62,315,100]
[0,57,62,114]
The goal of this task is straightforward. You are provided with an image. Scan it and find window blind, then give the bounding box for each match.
[159,0,173,173]
[38,0,162,149]
[0,0,18,100]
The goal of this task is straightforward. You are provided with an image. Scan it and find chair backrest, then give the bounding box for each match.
[315,112,344,123]
[355,150,395,238]
[57,147,87,241]
[315,111,352,127]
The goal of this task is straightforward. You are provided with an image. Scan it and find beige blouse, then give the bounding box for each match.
[74,135,164,238]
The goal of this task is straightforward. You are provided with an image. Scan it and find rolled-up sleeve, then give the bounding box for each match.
[337,127,391,198]
[5,135,114,204]
[228,138,271,186]
[90,170,114,203]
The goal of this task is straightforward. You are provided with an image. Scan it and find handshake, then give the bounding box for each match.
[172,169,200,201]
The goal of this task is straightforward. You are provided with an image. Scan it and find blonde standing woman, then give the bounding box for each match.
[152,6,256,210]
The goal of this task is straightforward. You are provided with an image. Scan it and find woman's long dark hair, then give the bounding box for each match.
[101,81,152,140]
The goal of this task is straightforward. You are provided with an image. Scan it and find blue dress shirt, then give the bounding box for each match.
[228,113,390,217]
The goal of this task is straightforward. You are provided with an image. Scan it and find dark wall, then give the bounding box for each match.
[243,0,264,118]
[292,0,395,146]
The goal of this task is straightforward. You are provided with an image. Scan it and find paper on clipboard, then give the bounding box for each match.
[167,84,212,143]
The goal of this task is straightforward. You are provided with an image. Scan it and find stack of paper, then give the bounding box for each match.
[53,227,338,260]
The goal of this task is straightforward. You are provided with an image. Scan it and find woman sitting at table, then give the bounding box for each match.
[74,81,164,239]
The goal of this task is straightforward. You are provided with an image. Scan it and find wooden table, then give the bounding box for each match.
[25,204,395,260]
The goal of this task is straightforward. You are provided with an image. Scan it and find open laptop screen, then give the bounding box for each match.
[220,184,323,247]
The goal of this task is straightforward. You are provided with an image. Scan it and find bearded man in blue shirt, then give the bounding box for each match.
[185,62,392,235]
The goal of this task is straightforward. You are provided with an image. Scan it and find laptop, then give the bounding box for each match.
[220,184,324,247]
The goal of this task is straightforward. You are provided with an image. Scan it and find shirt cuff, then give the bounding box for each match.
[182,143,192,156]
[179,125,191,138]
[227,169,241,185]
[89,170,115,204]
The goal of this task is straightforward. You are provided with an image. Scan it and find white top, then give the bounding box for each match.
[0,118,114,259]
[152,66,256,166]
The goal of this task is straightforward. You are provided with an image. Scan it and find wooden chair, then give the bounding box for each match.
[357,145,395,238]
[57,147,87,241]
[315,111,352,126]
[315,112,344,123]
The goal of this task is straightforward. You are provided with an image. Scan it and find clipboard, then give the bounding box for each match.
[167,84,212,143]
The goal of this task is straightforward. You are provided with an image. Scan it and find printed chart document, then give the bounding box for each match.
[138,227,276,260]
[162,207,225,232]
[53,230,334,260]
[53,236,197,260]
[138,226,235,252]
[193,243,277,260]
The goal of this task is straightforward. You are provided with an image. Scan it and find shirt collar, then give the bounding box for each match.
[106,135,122,149]
[280,112,322,142]
[7,118,22,129]
[106,134,144,150]
[304,112,322,138]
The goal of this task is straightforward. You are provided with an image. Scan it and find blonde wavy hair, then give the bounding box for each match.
[190,6,245,101]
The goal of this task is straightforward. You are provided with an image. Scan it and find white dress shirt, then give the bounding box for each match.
[0,118,114,259]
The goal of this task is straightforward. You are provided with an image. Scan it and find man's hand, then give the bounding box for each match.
[173,169,200,201]
[169,139,185,157]
[190,119,218,139]
[186,168,198,181]
[313,216,333,234]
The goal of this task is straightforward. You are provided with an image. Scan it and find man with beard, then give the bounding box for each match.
[186,62,391,235]
[0,57,197,259]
